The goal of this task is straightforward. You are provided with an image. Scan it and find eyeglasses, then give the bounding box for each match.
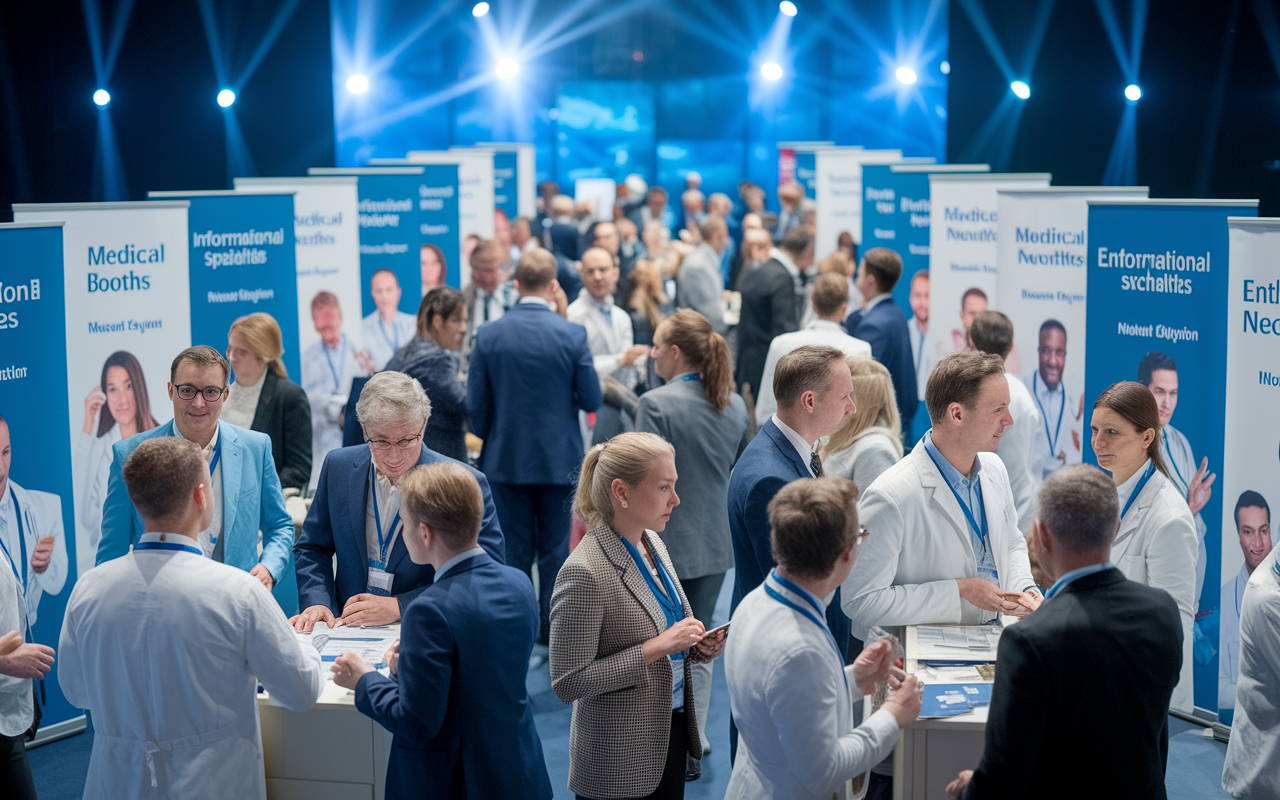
[174,384,226,402]
[366,433,423,452]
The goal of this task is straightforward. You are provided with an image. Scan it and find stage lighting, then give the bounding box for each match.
[940,61,951,75]
[1010,81,1030,100]
[760,62,783,81]
[93,89,111,107]
[779,1,797,15]
[472,2,489,16]
[896,66,917,85]
[217,89,236,108]
[495,58,520,80]
[1125,84,1142,102]
[346,74,369,94]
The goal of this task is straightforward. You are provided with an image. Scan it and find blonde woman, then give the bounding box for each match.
[628,259,674,346]
[550,432,728,800]
[820,356,904,491]
[225,312,312,490]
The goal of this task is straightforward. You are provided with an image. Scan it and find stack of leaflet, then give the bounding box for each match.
[915,624,1002,661]
[918,683,995,719]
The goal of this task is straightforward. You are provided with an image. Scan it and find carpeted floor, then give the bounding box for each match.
[27,570,1235,799]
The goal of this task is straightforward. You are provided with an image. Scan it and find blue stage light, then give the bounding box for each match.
[495,58,520,80]
[896,66,917,85]
[93,89,111,107]
[940,61,951,75]
[472,2,489,16]
[1010,80,1030,100]
[1125,84,1142,102]
[779,1,797,16]
[217,89,236,107]
[346,74,369,94]
[760,62,783,81]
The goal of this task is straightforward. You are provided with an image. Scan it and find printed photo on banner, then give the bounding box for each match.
[937,287,1023,373]
[1219,490,1272,711]
[301,290,373,489]
[362,268,417,369]
[422,243,447,294]
[1026,319,1083,479]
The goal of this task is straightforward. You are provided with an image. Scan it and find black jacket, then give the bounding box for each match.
[963,567,1183,800]
[735,258,797,397]
[249,370,312,491]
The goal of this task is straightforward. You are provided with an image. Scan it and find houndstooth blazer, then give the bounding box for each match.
[549,524,703,798]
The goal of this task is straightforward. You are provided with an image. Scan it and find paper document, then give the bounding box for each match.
[918,683,994,718]
[915,625,1001,661]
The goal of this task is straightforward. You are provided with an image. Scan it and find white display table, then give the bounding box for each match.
[257,626,397,800]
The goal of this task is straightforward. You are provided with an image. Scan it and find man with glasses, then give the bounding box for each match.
[291,371,505,631]
[97,345,299,612]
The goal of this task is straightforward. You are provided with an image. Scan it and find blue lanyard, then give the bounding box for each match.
[378,317,401,353]
[135,540,204,556]
[207,436,222,475]
[618,534,681,629]
[1120,461,1156,521]
[764,570,847,682]
[676,373,700,382]
[370,468,401,565]
[324,336,349,394]
[924,443,990,552]
[1033,371,1065,458]
[0,487,25,590]
[1161,428,1190,495]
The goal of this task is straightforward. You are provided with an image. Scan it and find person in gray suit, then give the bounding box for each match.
[675,215,730,335]
[636,309,749,778]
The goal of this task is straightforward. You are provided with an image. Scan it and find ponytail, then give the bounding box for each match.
[573,433,675,529]
[267,360,287,379]
[573,444,608,527]
[659,309,734,413]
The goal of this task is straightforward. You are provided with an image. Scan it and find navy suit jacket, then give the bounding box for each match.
[355,552,553,800]
[293,445,505,616]
[846,297,917,435]
[467,302,603,485]
[727,419,850,652]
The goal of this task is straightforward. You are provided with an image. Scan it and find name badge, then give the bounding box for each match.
[367,565,393,596]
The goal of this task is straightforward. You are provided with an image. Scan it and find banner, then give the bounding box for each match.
[0,221,83,737]
[308,167,426,370]
[13,202,191,582]
[813,149,902,259]
[1084,198,1258,713]
[1217,217,1280,723]
[234,176,372,490]
[475,142,538,219]
[404,149,497,261]
[923,173,1051,376]
[777,141,835,198]
[149,191,301,381]
[996,187,1148,483]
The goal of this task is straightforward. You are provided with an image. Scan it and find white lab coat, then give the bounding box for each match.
[567,289,639,388]
[840,442,1036,641]
[1221,547,1280,800]
[360,310,417,370]
[0,539,32,737]
[726,578,898,800]
[1111,463,1199,712]
[301,335,369,489]
[1160,423,1209,605]
[0,479,67,627]
[754,320,872,425]
[73,424,121,576]
[996,374,1042,533]
[58,532,323,800]
[1023,371,1082,479]
[1219,563,1249,710]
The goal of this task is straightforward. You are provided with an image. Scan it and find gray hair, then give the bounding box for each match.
[356,371,432,430]
[1036,465,1120,553]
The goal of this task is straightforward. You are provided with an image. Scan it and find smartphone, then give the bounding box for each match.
[704,622,730,638]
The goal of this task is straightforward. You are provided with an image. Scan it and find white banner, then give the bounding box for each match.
[996,187,1147,479]
[403,150,497,280]
[1218,217,1280,718]
[13,202,191,577]
[924,173,1051,374]
[813,148,903,258]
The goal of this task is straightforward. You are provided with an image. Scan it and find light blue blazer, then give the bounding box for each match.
[96,420,298,613]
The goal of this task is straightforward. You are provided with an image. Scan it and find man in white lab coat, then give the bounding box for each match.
[1222,543,1280,799]
[58,436,323,800]
[0,413,68,627]
[301,291,373,490]
[1219,491,1273,710]
[841,351,1040,642]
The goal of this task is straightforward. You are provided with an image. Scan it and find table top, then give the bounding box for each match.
[258,624,400,712]
[901,620,1019,729]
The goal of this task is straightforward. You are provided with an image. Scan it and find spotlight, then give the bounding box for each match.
[1125,84,1142,102]
[940,60,951,75]
[472,2,489,16]
[1010,80,1030,100]
[346,74,369,94]
[217,89,236,108]
[779,1,797,15]
[760,62,783,81]
[495,58,520,80]
[93,89,111,107]
[895,66,917,85]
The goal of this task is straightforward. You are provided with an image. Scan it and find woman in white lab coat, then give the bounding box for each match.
[1090,381,1198,712]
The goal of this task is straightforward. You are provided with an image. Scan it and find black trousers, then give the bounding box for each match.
[1,732,37,800]
[577,710,688,800]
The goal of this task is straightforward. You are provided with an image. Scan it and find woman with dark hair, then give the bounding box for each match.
[1091,380,1198,711]
[74,351,160,572]
[634,309,748,775]
[384,286,469,461]
[420,243,447,294]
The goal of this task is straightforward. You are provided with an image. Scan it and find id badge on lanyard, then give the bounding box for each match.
[367,561,394,596]
[368,469,401,597]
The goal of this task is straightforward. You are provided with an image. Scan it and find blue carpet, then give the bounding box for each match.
[26,570,1234,800]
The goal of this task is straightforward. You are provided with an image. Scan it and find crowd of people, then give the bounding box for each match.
[0,174,1276,800]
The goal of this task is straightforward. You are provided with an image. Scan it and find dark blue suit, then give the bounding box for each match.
[845,296,917,438]
[294,444,505,617]
[356,552,553,800]
[467,300,603,631]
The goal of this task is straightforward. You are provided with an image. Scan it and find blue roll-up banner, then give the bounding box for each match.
[308,167,427,370]
[415,164,462,291]
[0,221,83,739]
[1216,217,1280,725]
[476,142,537,219]
[492,150,519,220]
[149,191,301,382]
[1084,198,1258,714]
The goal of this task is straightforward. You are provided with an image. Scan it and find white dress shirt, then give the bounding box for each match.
[755,320,872,425]
[301,334,370,490]
[364,466,402,572]
[361,310,418,370]
[772,415,818,477]
[196,427,225,561]
[907,316,931,401]
[1025,370,1082,479]
[567,289,639,388]
[434,546,487,582]
[1222,546,1280,800]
